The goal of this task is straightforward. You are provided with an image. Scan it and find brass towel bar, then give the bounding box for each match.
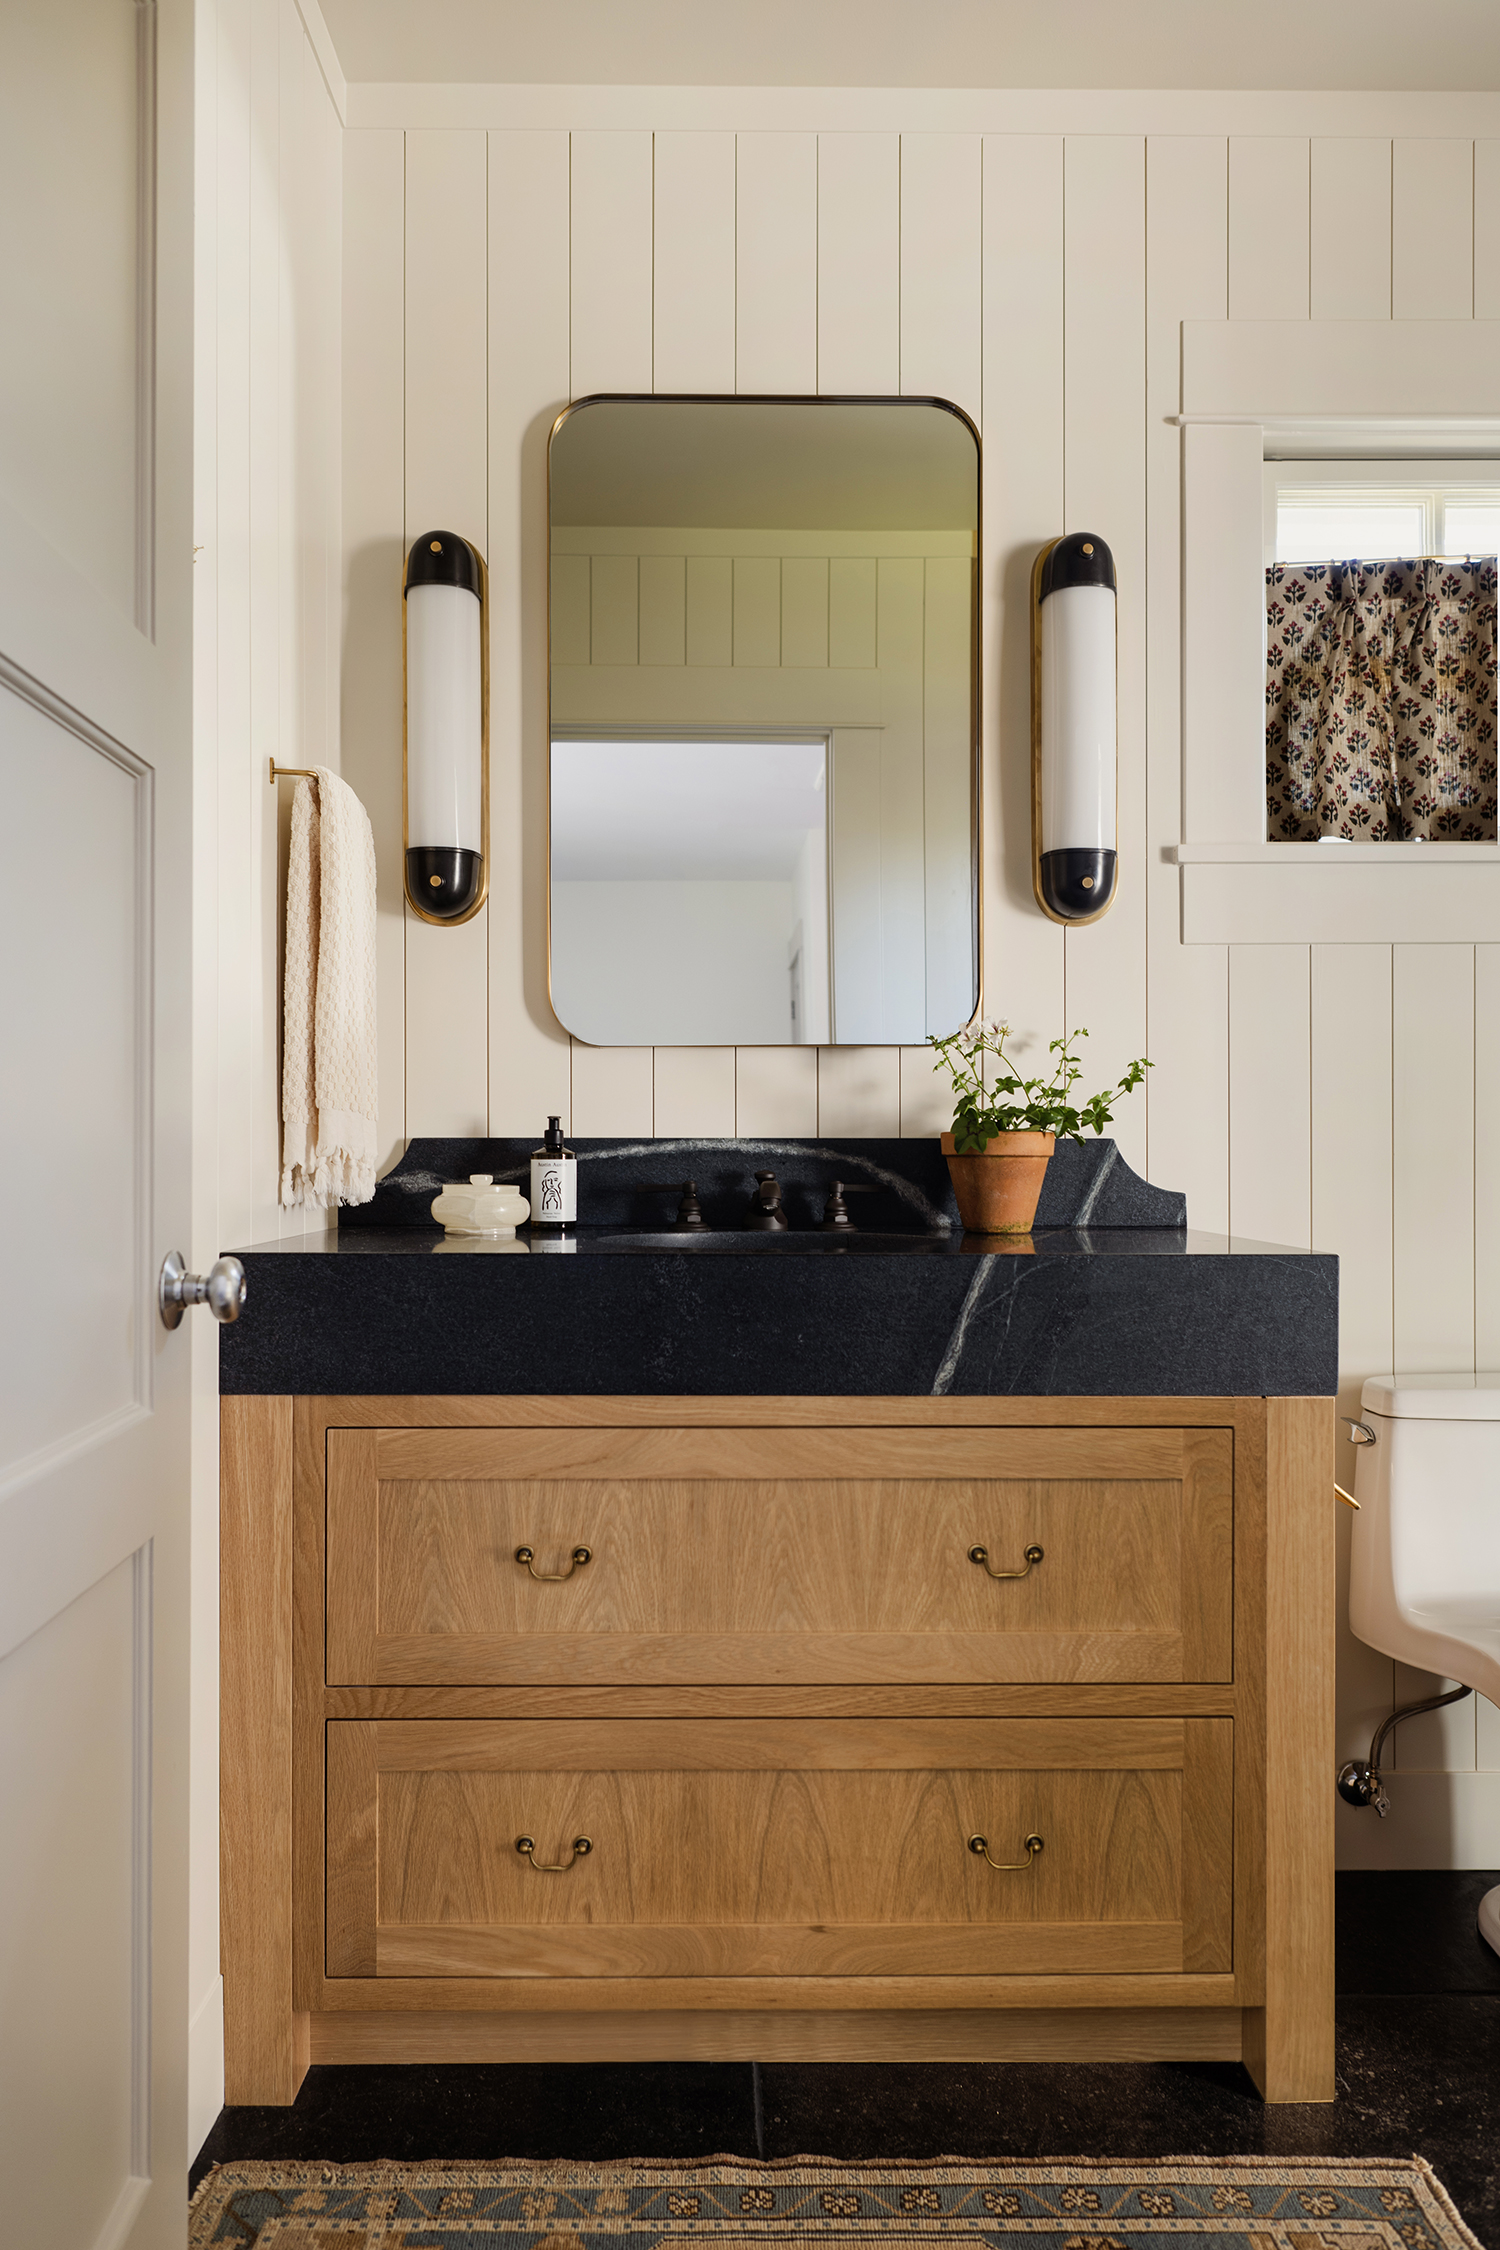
[268,759,317,784]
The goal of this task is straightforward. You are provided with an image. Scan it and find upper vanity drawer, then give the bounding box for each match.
[324,1424,1232,1687]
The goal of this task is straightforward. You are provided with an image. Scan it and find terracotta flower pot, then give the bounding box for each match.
[941,1130,1055,1234]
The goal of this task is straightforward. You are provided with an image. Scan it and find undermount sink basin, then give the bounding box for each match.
[589,1229,953,1253]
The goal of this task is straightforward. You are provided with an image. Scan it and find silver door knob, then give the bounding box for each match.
[158,1250,246,1329]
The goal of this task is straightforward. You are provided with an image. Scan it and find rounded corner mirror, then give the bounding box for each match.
[548,395,979,1047]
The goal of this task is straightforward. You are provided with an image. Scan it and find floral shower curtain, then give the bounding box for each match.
[1265,555,1498,839]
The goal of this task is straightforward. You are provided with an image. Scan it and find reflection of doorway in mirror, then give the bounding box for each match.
[550,736,832,1047]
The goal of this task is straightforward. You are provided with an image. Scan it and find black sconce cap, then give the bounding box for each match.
[407,846,483,918]
[1039,532,1117,599]
[405,531,481,598]
[1039,847,1118,920]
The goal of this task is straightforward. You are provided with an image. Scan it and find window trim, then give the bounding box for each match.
[1177,319,1500,942]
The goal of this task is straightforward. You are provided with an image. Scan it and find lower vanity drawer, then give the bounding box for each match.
[325,1716,1233,1982]
[325,1424,1233,1685]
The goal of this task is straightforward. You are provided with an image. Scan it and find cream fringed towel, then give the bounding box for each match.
[280,769,378,1208]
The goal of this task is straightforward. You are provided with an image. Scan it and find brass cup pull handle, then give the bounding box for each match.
[969,1542,1044,1580]
[514,1544,591,1581]
[515,1834,592,1873]
[969,1832,1044,1871]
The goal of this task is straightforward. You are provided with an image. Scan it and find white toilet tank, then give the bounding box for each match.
[1349,1373,1500,1705]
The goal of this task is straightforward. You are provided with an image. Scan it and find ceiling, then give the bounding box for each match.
[317,0,1500,92]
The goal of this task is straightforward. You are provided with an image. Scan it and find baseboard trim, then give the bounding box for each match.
[307,2005,1244,2067]
[187,1974,225,2159]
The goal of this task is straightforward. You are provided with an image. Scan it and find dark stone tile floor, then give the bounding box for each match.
[192,1874,1500,2246]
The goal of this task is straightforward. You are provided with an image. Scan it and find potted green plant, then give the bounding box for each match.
[930,1020,1150,1234]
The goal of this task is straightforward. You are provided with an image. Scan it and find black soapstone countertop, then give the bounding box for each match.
[219,1136,1337,1398]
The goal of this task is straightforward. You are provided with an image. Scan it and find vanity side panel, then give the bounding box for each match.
[221,1395,307,2102]
[293,1396,332,2012]
[1231,1404,1268,2010]
[1244,1395,1335,2102]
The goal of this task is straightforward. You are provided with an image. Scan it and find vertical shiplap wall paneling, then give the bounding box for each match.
[1480,903,1500,1774]
[733,129,820,1134]
[1311,139,1392,318]
[1228,948,1312,1247]
[249,0,288,1242]
[342,127,407,1166]
[569,130,656,1132]
[1479,946,1500,1372]
[896,133,981,1134]
[1393,139,1475,318]
[736,133,818,394]
[1392,950,1476,1357]
[274,0,305,1230]
[404,130,490,1135]
[1313,945,1399,1769]
[816,132,902,1133]
[653,133,736,393]
[652,131,737,1137]
[1227,138,1312,1245]
[487,131,573,1137]
[1228,137,1311,317]
[1061,138,1148,1175]
[816,135,900,394]
[1144,138,1229,1230]
[981,136,1065,1101]
[1306,143,1401,1779]
[898,135,982,417]
[570,131,654,396]
[212,0,254,1248]
[1391,944,1478,1777]
[1475,143,1500,316]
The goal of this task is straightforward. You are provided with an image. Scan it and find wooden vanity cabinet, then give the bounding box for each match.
[221,1393,1333,2108]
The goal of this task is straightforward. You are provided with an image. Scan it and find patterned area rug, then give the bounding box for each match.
[188,2156,1481,2250]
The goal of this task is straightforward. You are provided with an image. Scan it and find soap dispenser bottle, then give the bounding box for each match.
[530,1115,577,1229]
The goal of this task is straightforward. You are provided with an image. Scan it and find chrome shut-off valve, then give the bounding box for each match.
[1337,1759,1391,1817]
[158,1250,247,1329]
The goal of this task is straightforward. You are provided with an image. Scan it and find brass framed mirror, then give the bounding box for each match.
[548,394,980,1047]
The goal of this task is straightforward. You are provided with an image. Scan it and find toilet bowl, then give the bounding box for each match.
[1349,1374,1500,1957]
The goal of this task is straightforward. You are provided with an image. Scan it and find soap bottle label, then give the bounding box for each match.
[531,1155,576,1225]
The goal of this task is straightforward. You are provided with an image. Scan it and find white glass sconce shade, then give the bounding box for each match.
[404,531,488,922]
[1032,533,1117,924]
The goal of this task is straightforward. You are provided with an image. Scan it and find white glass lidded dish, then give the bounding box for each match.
[430,1174,530,1238]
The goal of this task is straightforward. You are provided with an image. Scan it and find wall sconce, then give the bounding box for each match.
[403,529,489,924]
[1031,532,1117,925]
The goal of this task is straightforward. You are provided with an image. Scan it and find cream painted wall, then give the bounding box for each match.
[190,0,343,2154]
[338,95,1500,1870]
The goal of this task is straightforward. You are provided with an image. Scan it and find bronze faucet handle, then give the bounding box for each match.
[819,1179,876,1229]
[634,1179,705,1229]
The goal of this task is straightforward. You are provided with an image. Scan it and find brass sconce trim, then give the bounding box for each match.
[402,534,491,928]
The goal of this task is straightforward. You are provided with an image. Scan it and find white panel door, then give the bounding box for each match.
[0,1,193,2243]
